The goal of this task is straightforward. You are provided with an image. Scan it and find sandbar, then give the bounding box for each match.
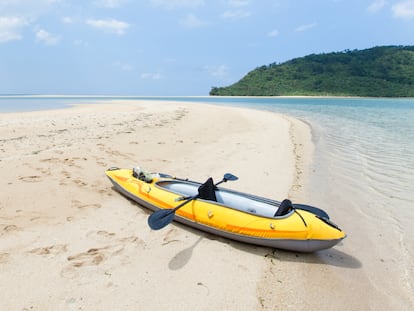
[0,100,311,310]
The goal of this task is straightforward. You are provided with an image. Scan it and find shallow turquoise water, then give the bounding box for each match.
[232,97,414,206]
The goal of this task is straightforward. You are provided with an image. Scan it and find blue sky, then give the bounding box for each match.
[1,0,414,95]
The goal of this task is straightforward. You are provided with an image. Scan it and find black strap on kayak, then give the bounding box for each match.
[275,199,307,227]
[295,210,307,227]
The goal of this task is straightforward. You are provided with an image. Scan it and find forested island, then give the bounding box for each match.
[210,46,414,97]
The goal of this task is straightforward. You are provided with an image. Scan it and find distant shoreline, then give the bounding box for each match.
[2,95,413,114]
[1,94,414,99]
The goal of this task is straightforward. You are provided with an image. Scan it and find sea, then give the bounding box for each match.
[1,95,414,307]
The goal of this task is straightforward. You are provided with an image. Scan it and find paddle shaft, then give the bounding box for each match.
[148,174,238,230]
[172,194,198,213]
[170,177,228,213]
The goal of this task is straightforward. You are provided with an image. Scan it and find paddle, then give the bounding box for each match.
[148,173,238,230]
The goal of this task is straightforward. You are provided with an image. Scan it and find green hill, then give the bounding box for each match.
[210,46,414,97]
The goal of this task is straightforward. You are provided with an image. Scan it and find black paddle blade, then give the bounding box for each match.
[148,209,175,230]
[224,173,238,181]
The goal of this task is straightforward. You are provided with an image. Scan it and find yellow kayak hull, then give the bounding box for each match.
[106,168,346,252]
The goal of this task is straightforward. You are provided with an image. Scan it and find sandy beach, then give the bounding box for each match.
[7,100,412,310]
[1,100,313,310]
[3,99,413,311]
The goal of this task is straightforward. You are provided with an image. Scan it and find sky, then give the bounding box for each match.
[1,0,414,95]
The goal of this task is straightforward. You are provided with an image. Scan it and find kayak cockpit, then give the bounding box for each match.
[156,180,293,218]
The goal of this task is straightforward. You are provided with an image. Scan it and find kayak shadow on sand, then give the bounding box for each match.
[165,224,360,270]
[266,246,362,269]
[205,234,362,269]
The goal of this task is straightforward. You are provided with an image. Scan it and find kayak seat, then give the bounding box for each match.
[274,199,293,217]
[197,177,217,202]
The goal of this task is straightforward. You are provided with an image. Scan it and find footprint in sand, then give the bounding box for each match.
[66,244,124,268]
[118,235,147,248]
[73,179,88,187]
[19,175,42,183]
[40,157,61,164]
[33,166,51,176]
[98,189,111,195]
[86,231,146,248]
[94,156,107,167]
[162,228,181,245]
[0,253,10,264]
[28,244,68,256]
[3,224,18,232]
[62,157,87,168]
[61,170,71,178]
[86,230,116,242]
[71,200,101,209]
[59,170,71,185]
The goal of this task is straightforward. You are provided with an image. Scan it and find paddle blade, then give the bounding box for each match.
[224,173,238,182]
[148,209,175,230]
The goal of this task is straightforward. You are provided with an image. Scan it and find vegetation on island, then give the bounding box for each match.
[210,46,414,97]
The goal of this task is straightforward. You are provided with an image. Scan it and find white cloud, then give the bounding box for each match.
[140,72,163,80]
[0,0,61,7]
[61,16,75,24]
[221,0,251,20]
[221,9,251,19]
[179,14,205,28]
[93,0,128,8]
[86,18,129,35]
[205,65,229,78]
[113,61,134,71]
[150,0,204,9]
[73,39,89,47]
[267,29,279,37]
[35,29,60,45]
[295,23,317,32]
[392,1,414,19]
[0,16,28,42]
[0,0,62,43]
[228,0,250,7]
[367,0,387,13]
[0,0,62,18]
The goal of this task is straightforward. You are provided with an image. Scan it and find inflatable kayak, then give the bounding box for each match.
[106,167,346,252]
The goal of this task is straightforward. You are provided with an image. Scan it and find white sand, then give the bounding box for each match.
[0,100,312,310]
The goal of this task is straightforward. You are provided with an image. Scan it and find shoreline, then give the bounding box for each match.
[0,100,311,310]
[2,95,413,115]
[2,94,413,100]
